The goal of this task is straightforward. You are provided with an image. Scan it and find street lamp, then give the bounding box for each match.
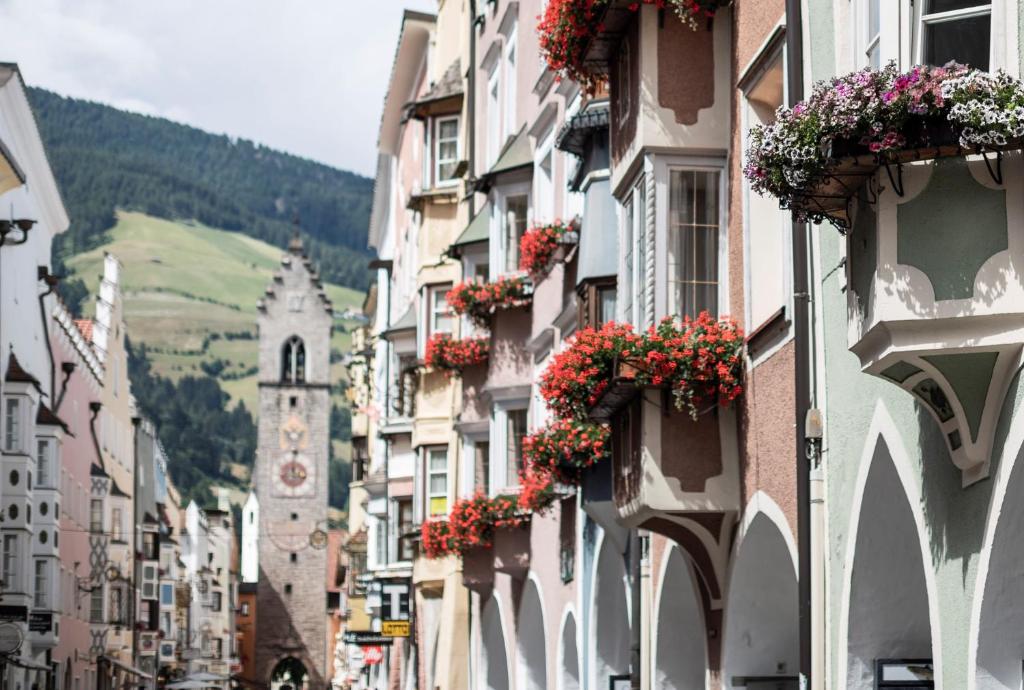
[0,218,35,247]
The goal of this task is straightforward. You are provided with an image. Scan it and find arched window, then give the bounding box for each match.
[281,337,306,383]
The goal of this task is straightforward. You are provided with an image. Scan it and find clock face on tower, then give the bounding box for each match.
[272,452,315,497]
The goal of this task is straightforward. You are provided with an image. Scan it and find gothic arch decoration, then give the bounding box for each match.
[558,610,581,690]
[653,547,707,690]
[518,577,548,690]
[721,510,798,687]
[482,596,512,690]
[270,656,310,689]
[843,427,936,689]
[973,439,1024,688]
[591,534,630,690]
[281,336,306,383]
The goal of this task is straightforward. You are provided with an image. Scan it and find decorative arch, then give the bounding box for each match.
[518,576,548,690]
[721,509,798,687]
[839,403,940,690]
[590,532,630,690]
[270,656,309,689]
[482,595,512,690]
[653,546,707,689]
[971,406,1024,689]
[557,609,581,690]
[281,335,306,383]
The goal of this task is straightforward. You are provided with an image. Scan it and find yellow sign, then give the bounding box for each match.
[381,621,410,638]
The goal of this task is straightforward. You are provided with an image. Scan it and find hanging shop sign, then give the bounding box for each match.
[342,631,394,646]
[362,646,384,665]
[28,612,51,634]
[381,621,410,638]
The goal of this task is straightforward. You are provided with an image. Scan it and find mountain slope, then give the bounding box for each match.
[29,87,373,289]
[69,212,358,515]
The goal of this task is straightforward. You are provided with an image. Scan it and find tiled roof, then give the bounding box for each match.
[36,403,69,432]
[416,58,463,106]
[74,319,93,342]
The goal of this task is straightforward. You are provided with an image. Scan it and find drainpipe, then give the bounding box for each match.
[37,267,58,400]
[784,0,816,687]
[629,530,641,690]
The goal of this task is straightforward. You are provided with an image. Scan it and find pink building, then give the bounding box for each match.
[51,300,104,689]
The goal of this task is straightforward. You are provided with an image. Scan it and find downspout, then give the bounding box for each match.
[784,0,815,688]
[629,530,641,690]
[37,266,57,400]
[465,5,478,688]
[89,401,104,473]
[131,416,141,682]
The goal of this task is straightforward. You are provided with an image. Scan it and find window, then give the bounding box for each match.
[921,0,991,69]
[90,588,104,623]
[281,336,306,383]
[160,611,172,635]
[435,116,460,185]
[474,442,490,494]
[36,439,52,487]
[143,532,158,560]
[534,131,555,222]
[503,194,529,274]
[862,0,881,67]
[504,26,518,139]
[211,591,223,612]
[33,560,47,608]
[213,638,223,659]
[427,448,448,516]
[111,508,122,542]
[2,535,16,591]
[142,564,157,599]
[505,408,528,487]
[668,170,721,319]
[429,286,454,336]
[598,286,617,324]
[621,177,647,327]
[396,499,414,562]
[4,398,21,452]
[161,583,173,606]
[240,601,250,616]
[487,64,501,166]
[89,500,103,533]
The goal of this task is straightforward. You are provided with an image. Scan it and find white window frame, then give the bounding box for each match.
[490,184,532,280]
[619,174,649,329]
[3,396,26,454]
[434,115,461,187]
[489,401,529,494]
[503,24,518,141]
[740,41,795,363]
[3,534,18,592]
[111,507,123,542]
[534,127,556,223]
[487,62,502,168]
[36,436,55,488]
[914,0,994,70]
[428,284,454,337]
[425,446,448,517]
[652,154,729,324]
[33,559,48,608]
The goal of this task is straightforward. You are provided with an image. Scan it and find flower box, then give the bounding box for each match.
[423,333,489,377]
[519,220,579,280]
[446,276,533,328]
[745,64,1024,229]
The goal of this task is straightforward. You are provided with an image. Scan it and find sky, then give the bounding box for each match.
[0,0,437,177]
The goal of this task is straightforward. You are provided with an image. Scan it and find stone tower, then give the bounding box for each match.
[253,234,333,686]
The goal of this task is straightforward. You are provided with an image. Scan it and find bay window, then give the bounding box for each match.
[495,191,530,276]
[36,438,53,488]
[668,169,721,319]
[435,116,460,186]
[489,403,529,493]
[2,535,17,591]
[395,498,414,562]
[426,447,448,516]
[920,0,991,69]
[429,285,454,337]
[621,177,648,328]
[3,397,23,453]
[504,408,528,488]
[33,559,47,608]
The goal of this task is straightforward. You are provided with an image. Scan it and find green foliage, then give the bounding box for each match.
[29,87,374,290]
[127,339,256,507]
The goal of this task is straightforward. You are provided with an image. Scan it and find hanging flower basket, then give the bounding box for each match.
[744,63,1024,229]
[519,219,579,280]
[539,312,744,422]
[538,0,731,92]
[523,417,611,484]
[423,333,489,377]
[446,276,533,328]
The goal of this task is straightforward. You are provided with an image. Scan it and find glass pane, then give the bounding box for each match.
[599,288,617,324]
[868,0,880,38]
[694,227,718,283]
[929,0,989,12]
[429,450,447,471]
[429,497,447,515]
[694,172,717,226]
[925,14,990,69]
[439,141,457,161]
[439,119,458,140]
[669,169,720,319]
[429,475,446,493]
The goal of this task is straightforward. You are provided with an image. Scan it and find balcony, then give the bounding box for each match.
[845,153,1022,485]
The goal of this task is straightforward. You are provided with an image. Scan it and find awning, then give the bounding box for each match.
[474,126,532,191]
[381,304,417,338]
[448,202,490,255]
[100,655,153,680]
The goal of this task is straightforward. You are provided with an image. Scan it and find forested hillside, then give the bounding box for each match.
[29,87,373,289]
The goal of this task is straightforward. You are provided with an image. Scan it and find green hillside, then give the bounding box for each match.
[29,87,374,290]
[70,212,360,516]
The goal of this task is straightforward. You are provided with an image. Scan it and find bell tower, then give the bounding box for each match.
[253,232,333,685]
